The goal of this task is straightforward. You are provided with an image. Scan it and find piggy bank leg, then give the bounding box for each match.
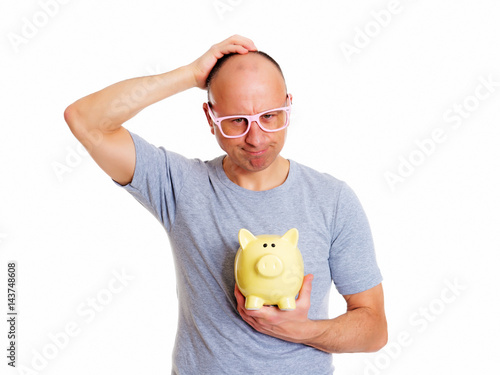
[277,296,296,311]
[245,295,265,310]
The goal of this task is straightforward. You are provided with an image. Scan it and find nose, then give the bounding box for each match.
[244,120,266,147]
[256,254,283,278]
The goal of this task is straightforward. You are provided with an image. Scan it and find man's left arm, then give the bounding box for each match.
[234,276,387,353]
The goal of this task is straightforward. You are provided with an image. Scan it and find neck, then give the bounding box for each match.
[223,156,290,191]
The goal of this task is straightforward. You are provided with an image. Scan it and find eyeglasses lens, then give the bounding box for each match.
[220,110,288,136]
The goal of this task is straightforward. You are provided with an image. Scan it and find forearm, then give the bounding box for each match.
[65,35,257,136]
[236,278,387,354]
[302,307,387,354]
[65,65,196,134]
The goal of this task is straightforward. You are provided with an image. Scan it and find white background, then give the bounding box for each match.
[1,0,499,374]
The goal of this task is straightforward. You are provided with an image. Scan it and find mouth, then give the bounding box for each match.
[243,148,268,157]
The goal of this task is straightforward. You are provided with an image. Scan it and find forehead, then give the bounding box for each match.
[247,235,288,250]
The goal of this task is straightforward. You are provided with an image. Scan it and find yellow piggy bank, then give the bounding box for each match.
[234,228,304,310]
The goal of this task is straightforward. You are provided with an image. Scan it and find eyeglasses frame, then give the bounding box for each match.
[206,94,292,138]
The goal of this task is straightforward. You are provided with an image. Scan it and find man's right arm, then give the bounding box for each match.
[63,35,256,185]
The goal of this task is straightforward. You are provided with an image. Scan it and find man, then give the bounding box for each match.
[64,35,387,374]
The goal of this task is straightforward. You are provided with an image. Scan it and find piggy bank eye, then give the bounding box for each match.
[263,243,268,248]
[271,243,276,247]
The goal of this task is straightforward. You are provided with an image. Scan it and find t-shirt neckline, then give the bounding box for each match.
[214,155,295,197]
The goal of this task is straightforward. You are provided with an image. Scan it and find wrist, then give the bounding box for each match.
[181,62,206,90]
[177,64,200,90]
[298,320,331,350]
[148,66,199,101]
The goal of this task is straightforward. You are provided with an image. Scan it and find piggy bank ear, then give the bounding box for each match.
[281,228,299,247]
[238,229,257,250]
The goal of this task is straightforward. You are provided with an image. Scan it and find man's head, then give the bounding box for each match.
[205,51,286,100]
[202,51,291,175]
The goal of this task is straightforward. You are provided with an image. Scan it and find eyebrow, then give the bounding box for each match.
[208,95,288,117]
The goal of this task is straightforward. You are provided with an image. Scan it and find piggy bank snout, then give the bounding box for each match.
[256,254,284,278]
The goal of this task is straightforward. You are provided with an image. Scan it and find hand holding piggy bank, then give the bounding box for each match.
[234,228,304,310]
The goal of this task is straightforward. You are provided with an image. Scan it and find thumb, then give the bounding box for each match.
[298,274,314,300]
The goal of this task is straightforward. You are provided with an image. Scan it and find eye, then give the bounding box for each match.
[263,243,267,248]
[261,112,276,121]
[232,118,247,125]
[271,243,276,247]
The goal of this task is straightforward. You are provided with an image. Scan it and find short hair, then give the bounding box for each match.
[205,51,286,97]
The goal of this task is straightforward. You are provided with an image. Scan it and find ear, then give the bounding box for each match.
[281,228,299,247]
[238,229,256,250]
[203,103,215,135]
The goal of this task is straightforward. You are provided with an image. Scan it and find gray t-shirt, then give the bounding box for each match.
[114,131,382,374]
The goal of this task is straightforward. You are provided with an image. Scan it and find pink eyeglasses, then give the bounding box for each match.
[206,94,292,138]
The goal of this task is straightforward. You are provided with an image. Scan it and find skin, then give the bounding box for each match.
[64,34,387,354]
[202,53,292,191]
[235,278,387,353]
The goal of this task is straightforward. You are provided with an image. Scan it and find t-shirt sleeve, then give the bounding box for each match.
[329,182,383,295]
[112,130,193,232]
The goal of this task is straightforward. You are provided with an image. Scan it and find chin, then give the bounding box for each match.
[225,146,282,173]
[245,155,277,172]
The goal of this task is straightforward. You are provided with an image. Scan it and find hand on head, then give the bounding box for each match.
[187,35,257,90]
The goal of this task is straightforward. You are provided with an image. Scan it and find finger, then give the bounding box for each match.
[215,43,252,58]
[234,283,243,301]
[221,45,248,56]
[214,36,257,58]
[298,274,314,301]
[234,284,247,312]
[224,34,257,51]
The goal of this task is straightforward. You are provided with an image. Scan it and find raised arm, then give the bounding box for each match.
[63,35,257,185]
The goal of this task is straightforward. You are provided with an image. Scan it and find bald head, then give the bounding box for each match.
[206,51,287,102]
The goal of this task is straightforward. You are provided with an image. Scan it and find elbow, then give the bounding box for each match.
[64,102,89,141]
[64,103,80,131]
[366,320,388,352]
[367,330,388,353]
